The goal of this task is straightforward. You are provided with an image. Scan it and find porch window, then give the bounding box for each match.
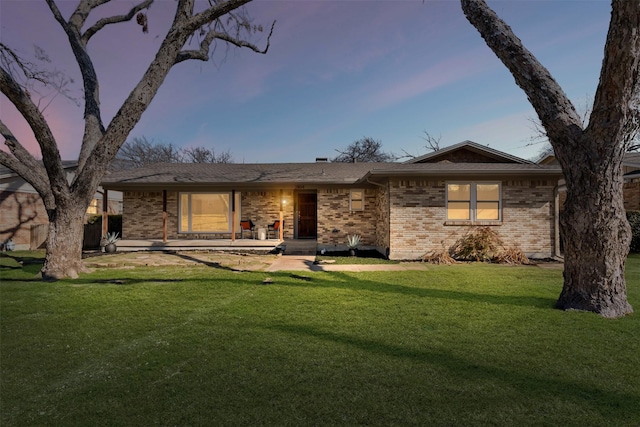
[446,182,500,221]
[350,189,364,211]
[86,198,99,215]
[179,192,241,233]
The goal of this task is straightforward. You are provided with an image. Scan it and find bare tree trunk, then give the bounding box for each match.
[557,140,632,317]
[41,204,87,280]
[461,0,638,318]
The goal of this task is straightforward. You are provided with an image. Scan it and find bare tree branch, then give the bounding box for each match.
[461,0,583,148]
[176,20,274,63]
[189,0,252,31]
[81,0,154,44]
[587,2,640,153]
[68,0,110,31]
[0,122,54,208]
[0,43,49,86]
[422,131,442,152]
[0,65,66,194]
[45,0,106,175]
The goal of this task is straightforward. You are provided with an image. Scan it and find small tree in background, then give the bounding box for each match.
[112,137,233,170]
[333,137,395,163]
[182,146,233,163]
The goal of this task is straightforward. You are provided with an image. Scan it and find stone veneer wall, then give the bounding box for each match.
[123,190,294,239]
[388,178,557,260]
[0,191,49,249]
[316,187,379,249]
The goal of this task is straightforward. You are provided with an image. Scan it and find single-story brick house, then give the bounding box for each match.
[101,141,563,259]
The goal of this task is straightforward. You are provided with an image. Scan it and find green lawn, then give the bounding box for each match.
[1,253,639,426]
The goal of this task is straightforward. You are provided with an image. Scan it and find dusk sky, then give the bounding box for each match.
[1,0,611,163]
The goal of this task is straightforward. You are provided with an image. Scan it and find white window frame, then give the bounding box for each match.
[179,192,241,233]
[350,189,365,212]
[446,182,501,222]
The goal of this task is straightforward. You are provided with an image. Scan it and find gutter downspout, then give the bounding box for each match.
[554,183,563,260]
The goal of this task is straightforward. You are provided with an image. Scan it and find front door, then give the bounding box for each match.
[297,193,317,238]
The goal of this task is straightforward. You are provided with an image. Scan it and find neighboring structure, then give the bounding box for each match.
[101,141,563,260]
[0,163,122,250]
[538,151,640,211]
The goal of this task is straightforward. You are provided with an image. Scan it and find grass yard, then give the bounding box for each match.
[1,252,639,426]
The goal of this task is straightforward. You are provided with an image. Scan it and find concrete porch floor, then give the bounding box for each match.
[114,238,318,255]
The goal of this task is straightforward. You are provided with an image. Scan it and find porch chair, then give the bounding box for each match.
[267,220,284,239]
[239,219,256,239]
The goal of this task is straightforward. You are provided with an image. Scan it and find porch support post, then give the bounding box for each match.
[279,190,284,241]
[162,190,168,243]
[231,190,236,242]
[102,189,109,237]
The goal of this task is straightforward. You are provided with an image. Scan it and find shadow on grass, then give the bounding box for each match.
[267,323,640,421]
[166,251,247,272]
[0,252,44,268]
[274,270,557,310]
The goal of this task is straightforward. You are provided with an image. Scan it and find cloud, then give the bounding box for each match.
[366,47,497,111]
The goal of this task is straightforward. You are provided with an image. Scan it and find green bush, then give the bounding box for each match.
[628,210,640,253]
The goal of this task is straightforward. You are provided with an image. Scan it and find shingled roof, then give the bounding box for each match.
[101,162,393,188]
[101,161,561,189]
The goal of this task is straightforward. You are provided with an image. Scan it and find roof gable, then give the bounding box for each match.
[406,140,531,164]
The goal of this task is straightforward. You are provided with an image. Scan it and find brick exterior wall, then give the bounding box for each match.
[240,190,294,237]
[122,180,559,260]
[123,191,176,239]
[623,181,640,211]
[374,184,390,254]
[0,191,49,250]
[387,178,557,260]
[316,187,379,249]
[123,190,295,239]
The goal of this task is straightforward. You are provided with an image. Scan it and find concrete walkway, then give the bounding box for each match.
[265,255,429,272]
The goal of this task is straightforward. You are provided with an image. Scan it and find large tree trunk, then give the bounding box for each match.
[557,146,632,318]
[461,0,638,318]
[41,204,88,280]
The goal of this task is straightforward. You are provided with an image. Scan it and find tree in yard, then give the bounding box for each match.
[333,137,395,163]
[461,0,639,317]
[0,0,274,279]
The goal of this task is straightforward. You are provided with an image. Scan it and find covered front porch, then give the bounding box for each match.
[112,238,318,255]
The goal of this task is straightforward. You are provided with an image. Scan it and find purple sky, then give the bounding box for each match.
[1,1,611,163]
